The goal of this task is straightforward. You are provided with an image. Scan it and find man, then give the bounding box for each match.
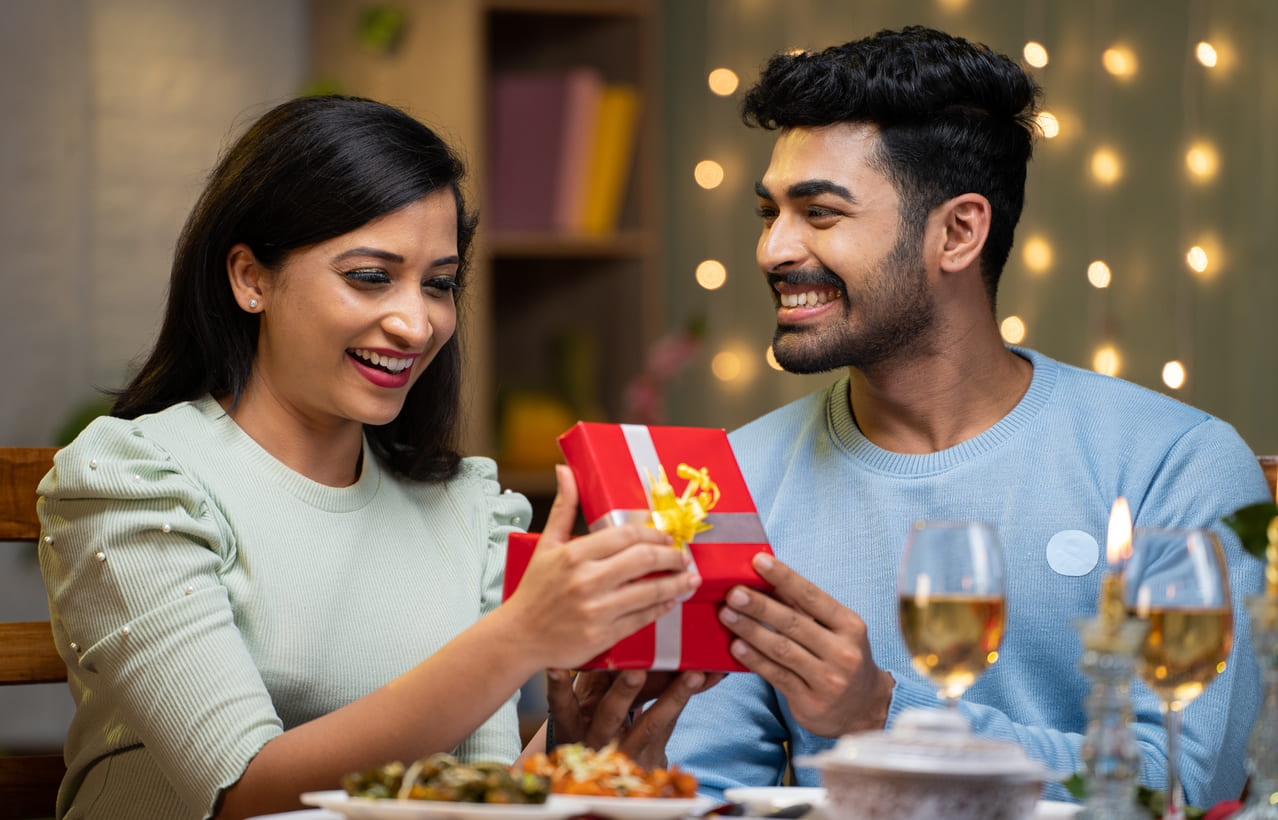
[664,26,1266,808]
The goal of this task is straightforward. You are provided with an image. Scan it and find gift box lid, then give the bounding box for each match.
[558,422,765,533]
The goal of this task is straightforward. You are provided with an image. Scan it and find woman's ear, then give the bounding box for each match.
[937,193,991,273]
[227,243,266,313]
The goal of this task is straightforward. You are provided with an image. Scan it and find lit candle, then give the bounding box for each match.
[1100,498,1132,629]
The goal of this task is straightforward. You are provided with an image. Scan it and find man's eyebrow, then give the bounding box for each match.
[788,179,857,203]
[755,179,857,203]
[334,247,405,264]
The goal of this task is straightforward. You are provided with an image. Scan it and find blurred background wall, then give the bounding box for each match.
[660,0,1278,453]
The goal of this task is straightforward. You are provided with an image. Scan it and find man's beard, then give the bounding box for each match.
[771,229,936,374]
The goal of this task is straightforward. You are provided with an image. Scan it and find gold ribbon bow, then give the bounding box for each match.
[646,463,720,551]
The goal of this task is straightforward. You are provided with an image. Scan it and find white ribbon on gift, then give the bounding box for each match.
[581,424,766,670]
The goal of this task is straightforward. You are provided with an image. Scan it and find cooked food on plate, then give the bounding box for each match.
[520,743,698,798]
[342,753,550,803]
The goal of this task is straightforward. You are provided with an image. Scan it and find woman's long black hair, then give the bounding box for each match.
[111,95,477,482]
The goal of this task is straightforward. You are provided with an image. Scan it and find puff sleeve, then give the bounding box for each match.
[38,417,282,818]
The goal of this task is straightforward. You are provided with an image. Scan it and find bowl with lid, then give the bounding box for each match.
[798,708,1060,820]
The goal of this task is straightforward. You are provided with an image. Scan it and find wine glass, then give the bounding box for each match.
[898,520,1007,711]
[1123,527,1234,820]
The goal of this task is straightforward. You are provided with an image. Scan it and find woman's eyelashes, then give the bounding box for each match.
[424,276,463,295]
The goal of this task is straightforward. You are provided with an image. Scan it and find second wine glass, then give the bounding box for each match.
[898,520,1007,711]
[1124,527,1234,820]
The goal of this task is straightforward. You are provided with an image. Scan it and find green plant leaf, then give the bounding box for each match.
[1061,772,1088,800]
[1222,501,1278,559]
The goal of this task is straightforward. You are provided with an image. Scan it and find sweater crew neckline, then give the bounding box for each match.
[827,347,1057,476]
[193,395,381,512]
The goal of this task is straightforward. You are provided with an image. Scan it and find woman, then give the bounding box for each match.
[37,95,704,820]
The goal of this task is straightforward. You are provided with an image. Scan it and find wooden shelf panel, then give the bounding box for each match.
[486,230,651,259]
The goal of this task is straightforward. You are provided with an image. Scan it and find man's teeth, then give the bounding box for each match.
[779,289,838,308]
[350,349,412,374]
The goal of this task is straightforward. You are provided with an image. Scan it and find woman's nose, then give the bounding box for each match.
[382,296,434,348]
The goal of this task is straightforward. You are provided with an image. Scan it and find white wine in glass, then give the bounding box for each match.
[898,520,1007,709]
[1124,527,1233,820]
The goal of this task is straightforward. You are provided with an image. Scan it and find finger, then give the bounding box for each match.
[583,670,648,748]
[545,668,586,744]
[619,671,706,763]
[751,553,847,626]
[538,465,579,548]
[569,524,680,564]
[725,633,812,697]
[603,570,702,620]
[720,596,821,685]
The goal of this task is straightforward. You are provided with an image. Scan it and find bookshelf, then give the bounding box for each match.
[310,0,663,525]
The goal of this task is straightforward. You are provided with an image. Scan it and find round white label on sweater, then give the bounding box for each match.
[1045,529,1099,576]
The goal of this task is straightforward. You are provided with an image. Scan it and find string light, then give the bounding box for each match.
[707,68,739,96]
[765,345,783,371]
[1196,42,1218,68]
[1035,111,1060,139]
[1000,316,1026,344]
[1185,141,1219,181]
[1022,236,1054,273]
[694,160,724,189]
[1090,148,1123,185]
[1093,346,1121,377]
[711,350,743,381]
[1087,261,1112,288]
[1023,42,1049,68]
[1186,245,1209,274]
[1162,361,1186,389]
[1102,46,1138,78]
[695,260,727,290]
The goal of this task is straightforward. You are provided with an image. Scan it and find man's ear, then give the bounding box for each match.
[936,193,992,274]
[226,243,267,313]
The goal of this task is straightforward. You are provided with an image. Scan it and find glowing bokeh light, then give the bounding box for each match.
[1091,149,1122,185]
[1196,42,1218,68]
[1185,142,1219,180]
[1023,236,1053,272]
[1093,346,1121,377]
[707,68,739,97]
[1035,111,1059,139]
[1087,261,1112,289]
[1000,316,1026,345]
[765,345,783,371]
[1162,361,1186,389]
[694,160,725,189]
[695,259,727,290]
[1102,46,1137,77]
[712,350,742,382]
[1186,245,1209,273]
[1023,42,1049,68]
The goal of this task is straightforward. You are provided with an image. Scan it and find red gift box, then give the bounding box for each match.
[503,422,774,672]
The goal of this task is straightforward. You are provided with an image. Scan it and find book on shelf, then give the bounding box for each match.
[487,67,641,237]
[487,66,602,234]
[580,83,641,236]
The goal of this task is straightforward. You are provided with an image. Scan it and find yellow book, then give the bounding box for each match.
[580,84,641,236]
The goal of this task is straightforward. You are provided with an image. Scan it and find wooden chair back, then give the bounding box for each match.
[1260,455,1278,501]
[0,447,65,820]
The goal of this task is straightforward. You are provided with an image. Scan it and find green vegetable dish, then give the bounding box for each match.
[342,753,551,803]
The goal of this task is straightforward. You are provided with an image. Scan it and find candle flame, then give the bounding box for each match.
[1106,497,1132,566]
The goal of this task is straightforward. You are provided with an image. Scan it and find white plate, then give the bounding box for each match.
[300,792,581,820]
[1033,800,1082,819]
[556,794,716,820]
[722,787,826,815]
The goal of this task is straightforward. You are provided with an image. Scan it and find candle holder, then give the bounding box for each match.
[1235,595,1278,820]
[1072,616,1150,820]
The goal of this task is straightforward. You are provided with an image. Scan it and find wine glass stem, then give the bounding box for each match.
[1164,704,1185,820]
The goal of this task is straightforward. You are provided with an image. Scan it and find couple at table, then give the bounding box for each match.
[37,24,1264,820]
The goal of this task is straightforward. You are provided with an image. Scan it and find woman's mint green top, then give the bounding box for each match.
[37,396,532,819]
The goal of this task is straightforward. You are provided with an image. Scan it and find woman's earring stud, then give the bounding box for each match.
[248,299,259,310]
